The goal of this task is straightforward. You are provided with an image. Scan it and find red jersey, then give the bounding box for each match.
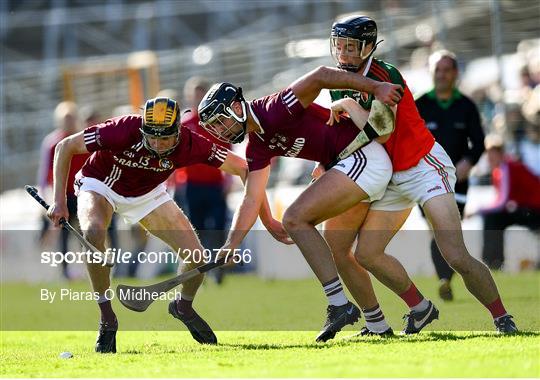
[38,129,90,196]
[80,115,229,197]
[491,158,540,211]
[180,109,231,186]
[330,58,435,171]
[385,84,435,171]
[246,87,361,172]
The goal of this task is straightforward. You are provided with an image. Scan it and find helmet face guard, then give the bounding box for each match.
[330,36,377,72]
[331,15,381,72]
[140,97,180,157]
[198,83,248,144]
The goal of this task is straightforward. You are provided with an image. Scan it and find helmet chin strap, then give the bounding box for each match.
[360,39,383,60]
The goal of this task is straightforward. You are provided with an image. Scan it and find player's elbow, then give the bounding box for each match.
[57,133,86,156]
[237,163,249,183]
[232,159,248,181]
[222,154,248,180]
[54,138,72,158]
[300,66,327,90]
[311,66,331,87]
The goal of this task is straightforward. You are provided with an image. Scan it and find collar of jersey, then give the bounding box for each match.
[427,87,462,109]
[248,102,266,142]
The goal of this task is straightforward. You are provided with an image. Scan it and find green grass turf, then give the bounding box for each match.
[1,272,539,377]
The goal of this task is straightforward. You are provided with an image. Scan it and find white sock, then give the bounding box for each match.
[363,304,390,333]
[323,277,348,306]
[411,298,430,313]
[180,293,194,301]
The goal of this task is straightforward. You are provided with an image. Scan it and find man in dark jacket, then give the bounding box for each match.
[416,50,485,301]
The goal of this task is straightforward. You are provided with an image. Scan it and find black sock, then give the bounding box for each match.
[98,300,117,326]
[176,298,194,317]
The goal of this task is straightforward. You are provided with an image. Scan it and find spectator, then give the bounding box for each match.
[176,77,232,284]
[476,134,540,270]
[519,85,540,176]
[416,50,485,301]
[37,101,89,280]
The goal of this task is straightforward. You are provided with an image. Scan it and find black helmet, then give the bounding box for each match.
[331,15,381,72]
[140,97,180,156]
[198,82,248,144]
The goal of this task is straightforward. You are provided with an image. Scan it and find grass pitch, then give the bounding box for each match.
[1,272,539,377]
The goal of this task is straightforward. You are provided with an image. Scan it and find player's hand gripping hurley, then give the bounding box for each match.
[24,185,114,267]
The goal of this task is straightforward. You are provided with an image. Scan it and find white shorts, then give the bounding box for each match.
[370,142,456,211]
[332,141,392,202]
[75,177,172,224]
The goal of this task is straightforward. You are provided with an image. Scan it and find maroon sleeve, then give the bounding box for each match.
[185,128,229,168]
[245,140,272,172]
[251,87,305,127]
[83,115,141,152]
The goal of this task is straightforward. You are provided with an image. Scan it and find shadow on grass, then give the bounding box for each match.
[344,330,540,344]
[219,331,540,350]
[218,343,322,350]
[445,295,540,304]
[118,331,540,354]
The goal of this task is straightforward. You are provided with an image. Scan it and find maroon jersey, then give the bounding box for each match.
[80,115,229,197]
[38,129,90,196]
[246,87,361,171]
[181,109,231,186]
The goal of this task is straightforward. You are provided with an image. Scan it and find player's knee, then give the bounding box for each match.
[355,251,378,271]
[334,251,353,270]
[82,221,108,246]
[282,207,308,231]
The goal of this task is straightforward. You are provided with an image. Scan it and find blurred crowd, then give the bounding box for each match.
[468,42,540,180]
